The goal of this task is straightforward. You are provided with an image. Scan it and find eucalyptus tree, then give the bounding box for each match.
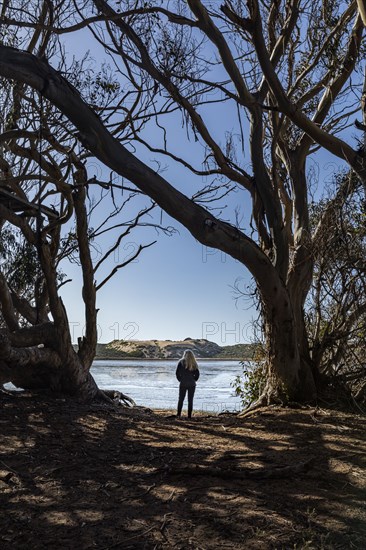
[1,0,365,405]
[0,9,166,400]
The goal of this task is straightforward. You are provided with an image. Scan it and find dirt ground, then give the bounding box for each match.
[0,391,365,549]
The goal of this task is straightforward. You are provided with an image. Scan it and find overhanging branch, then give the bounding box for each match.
[0,44,274,285]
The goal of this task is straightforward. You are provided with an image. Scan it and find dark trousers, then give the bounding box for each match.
[177,385,196,418]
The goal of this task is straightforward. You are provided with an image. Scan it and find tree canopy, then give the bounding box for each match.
[0,0,365,405]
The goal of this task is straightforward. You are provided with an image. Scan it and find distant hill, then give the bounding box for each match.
[93,338,255,360]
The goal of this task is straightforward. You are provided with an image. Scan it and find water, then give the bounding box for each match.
[91,359,244,413]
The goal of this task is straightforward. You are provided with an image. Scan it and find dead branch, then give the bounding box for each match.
[163,457,315,481]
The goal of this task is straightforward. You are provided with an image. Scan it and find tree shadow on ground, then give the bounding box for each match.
[0,392,365,549]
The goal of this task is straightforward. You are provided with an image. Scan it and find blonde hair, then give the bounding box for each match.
[182,349,198,371]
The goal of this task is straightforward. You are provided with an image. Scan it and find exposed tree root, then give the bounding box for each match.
[237,393,269,417]
[101,389,136,407]
[237,387,315,418]
[0,385,136,409]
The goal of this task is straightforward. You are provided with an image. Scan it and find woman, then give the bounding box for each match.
[176,349,200,418]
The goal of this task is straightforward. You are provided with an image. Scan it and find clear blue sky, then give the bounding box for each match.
[60,141,257,345]
[62,222,256,345]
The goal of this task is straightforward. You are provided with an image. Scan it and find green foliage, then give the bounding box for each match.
[231,357,266,408]
[0,227,38,295]
[95,74,120,95]
[0,226,66,306]
[217,343,256,360]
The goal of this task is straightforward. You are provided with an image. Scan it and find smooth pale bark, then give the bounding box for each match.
[356,0,366,26]
[250,6,366,180]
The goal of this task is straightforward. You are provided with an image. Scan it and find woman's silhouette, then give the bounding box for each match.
[176,349,200,418]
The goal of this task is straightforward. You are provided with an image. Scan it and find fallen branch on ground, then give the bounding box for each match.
[162,457,315,481]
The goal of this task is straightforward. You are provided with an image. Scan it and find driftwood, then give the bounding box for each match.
[163,457,315,481]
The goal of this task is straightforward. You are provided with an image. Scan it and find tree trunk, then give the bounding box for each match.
[2,353,101,400]
[0,329,99,400]
[259,283,317,404]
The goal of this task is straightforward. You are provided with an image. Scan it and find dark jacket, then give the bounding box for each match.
[176,359,200,387]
